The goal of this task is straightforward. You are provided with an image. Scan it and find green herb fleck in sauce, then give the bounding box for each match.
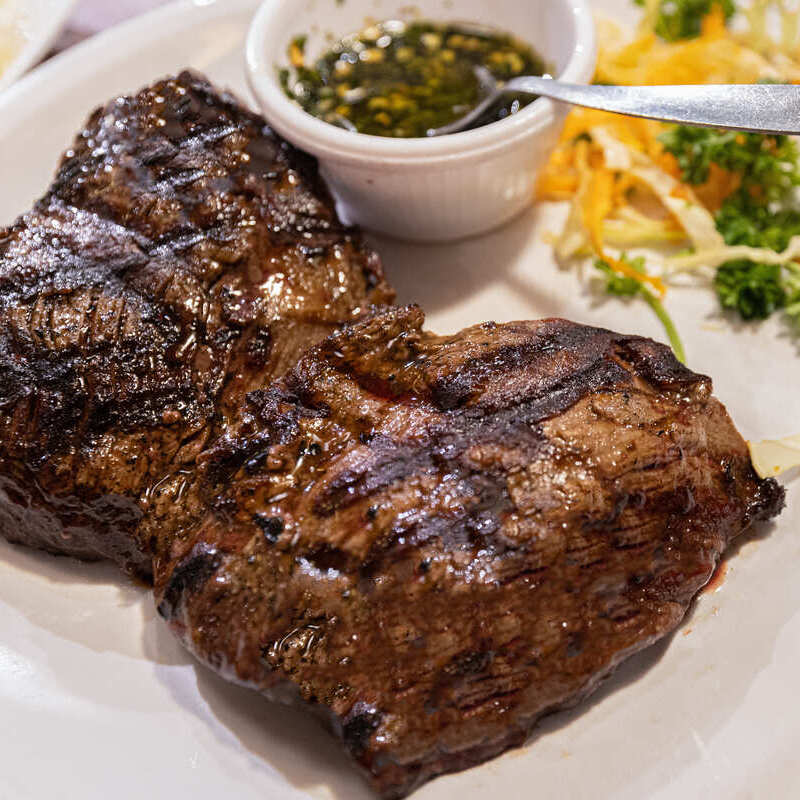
[280,20,547,138]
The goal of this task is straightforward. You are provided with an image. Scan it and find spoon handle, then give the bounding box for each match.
[509,78,800,135]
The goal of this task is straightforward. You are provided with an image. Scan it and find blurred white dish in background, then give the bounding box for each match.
[246,0,596,243]
[0,0,77,93]
[0,0,23,78]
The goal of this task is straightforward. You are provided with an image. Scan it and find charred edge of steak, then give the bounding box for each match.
[150,306,785,799]
[0,463,150,579]
[157,543,223,620]
[0,70,392,575]
[746,471,785,523]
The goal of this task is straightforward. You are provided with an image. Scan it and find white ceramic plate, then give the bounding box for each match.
[1,1,799,798]
[0,0,77,93]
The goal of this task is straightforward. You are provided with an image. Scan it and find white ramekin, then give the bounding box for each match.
[246,0,596,242]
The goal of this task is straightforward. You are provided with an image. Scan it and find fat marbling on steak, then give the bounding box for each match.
[0,71,393,578]
[151,305,783,798]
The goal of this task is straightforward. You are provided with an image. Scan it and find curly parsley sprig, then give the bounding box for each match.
[660,125,800,326]
[659,127,800,197]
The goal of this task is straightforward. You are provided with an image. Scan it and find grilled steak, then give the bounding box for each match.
[151,305,783,798]
[0,73,785,797]
[0,71,392,578]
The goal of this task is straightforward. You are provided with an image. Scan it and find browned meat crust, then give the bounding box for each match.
[0,72,785,798]
[151,305,783,798]
[0,72,392,578]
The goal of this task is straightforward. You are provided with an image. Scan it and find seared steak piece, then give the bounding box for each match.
[0,72,392,578]
[0,72,785,797]
[152,305,783,799]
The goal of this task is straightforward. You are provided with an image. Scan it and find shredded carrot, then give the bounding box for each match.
[537,174,580,198]
[539,3,800,297]
[559,108,661,154]
[702,3,728,37]
[693,163,741,211]
[653,149,681,178]
[605,254,667,296]
[582,168,615,255]
[579,166,667,295]
[593,2,796,89]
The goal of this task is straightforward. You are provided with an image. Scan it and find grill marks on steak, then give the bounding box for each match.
[151,306,783,798]
[0,73,786,798]
[0,72,392,577]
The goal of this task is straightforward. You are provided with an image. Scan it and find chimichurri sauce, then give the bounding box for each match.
[280,20,548,138]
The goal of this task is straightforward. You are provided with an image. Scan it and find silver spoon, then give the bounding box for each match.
[429,66,800,137]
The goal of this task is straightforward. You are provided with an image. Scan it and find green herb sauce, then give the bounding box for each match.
[280,20,547,138]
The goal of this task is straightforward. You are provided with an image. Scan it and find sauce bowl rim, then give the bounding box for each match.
[245,0,597,165]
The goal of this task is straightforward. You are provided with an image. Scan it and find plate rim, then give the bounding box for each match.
[0,0,259,112]
[0,0,80,93]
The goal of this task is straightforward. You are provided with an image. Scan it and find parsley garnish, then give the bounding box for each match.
[634,0,735,42]
[595,255,687,363]
[714,261,787,320]
[659,127,800,196]
[659,125,800,324]
[715,191,800,253]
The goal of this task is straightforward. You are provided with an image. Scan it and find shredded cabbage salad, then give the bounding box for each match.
[538,1,800,364]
